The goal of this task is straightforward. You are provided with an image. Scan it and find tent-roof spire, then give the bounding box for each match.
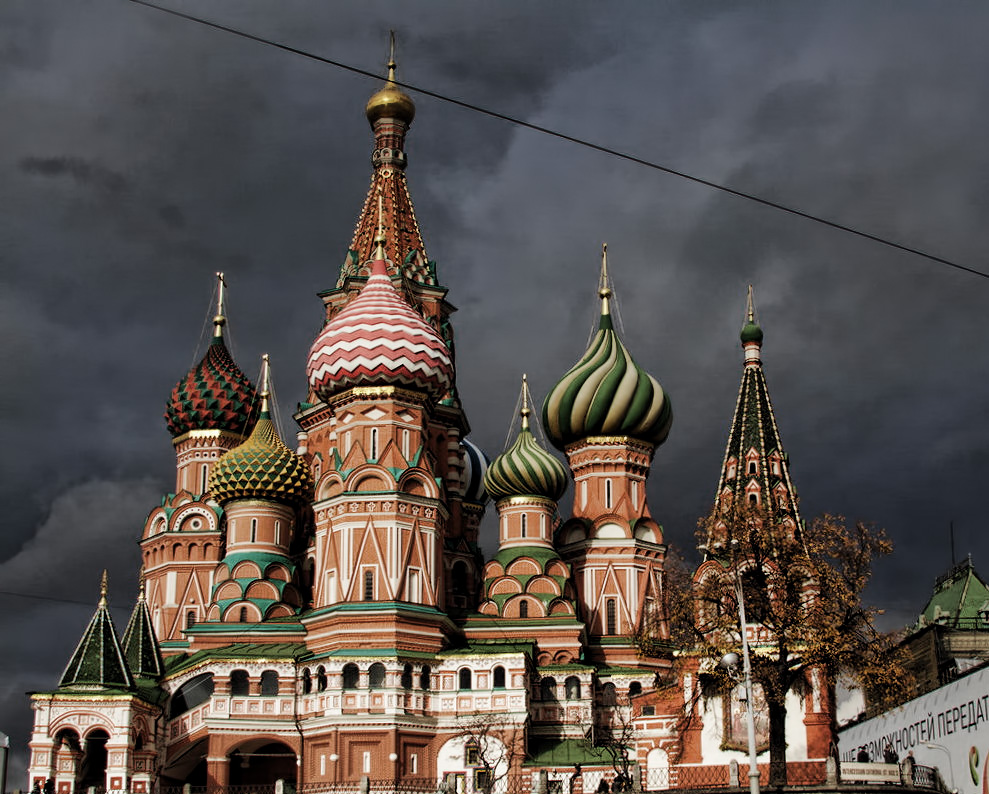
[122,567,165,681]
[59,571,134,691]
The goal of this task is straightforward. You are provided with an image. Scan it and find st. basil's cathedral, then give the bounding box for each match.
[26,56,835,794]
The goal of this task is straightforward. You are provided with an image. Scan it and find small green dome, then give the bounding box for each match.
[209,412,313,508]
[485,421,568,503]
[740,321,763,344]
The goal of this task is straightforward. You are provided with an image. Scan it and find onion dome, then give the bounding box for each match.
[365,43,415,127]
[486,376,568,502]
[209,356,313,509]
[543,245,672,449]
[461,437,491,506]
[307,228,453,401]
[740,284,764,345]
[165,273,258,438]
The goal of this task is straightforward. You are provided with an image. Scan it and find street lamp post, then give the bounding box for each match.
[924,743,956,792]
[720,539,760,794]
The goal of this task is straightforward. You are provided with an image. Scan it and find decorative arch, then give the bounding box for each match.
[316,472,344,501]
[398,470,439,498]
[231,560,262,580]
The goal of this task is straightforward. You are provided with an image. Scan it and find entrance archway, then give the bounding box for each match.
[228,740,297,787]
[79,729,109,791]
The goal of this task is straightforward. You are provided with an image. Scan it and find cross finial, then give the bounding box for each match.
[260,354,271,413]
[213,271,227,337]
[388,30,397,81]
[598,243,612,315]
[520,373,531,429]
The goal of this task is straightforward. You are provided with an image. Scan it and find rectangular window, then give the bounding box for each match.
[407,569,421,602]
[364,569,375,601]
[363,751,371,774]
[474,769,491,793]
[465,742,480,766]
[409,753,418,775]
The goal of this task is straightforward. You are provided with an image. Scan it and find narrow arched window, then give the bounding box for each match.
[260,670,279,696]
[250,518,257,543]
[420,665,432,691]
[316,666,327,692]
[342,663,359,689]
[602,682,617,706]
[370,428,379,460]
[606,598,617,635]
[565,676,581,700]
[519,600,529,618]
[186,610,196,629]
[493,666,506,689]
[629,681,642,697]
[520,514,527,538]
[401,664,413,690]
[239,606,248,623]
[605,478,613,509]
[302,669,312,694]
[540,677,557,701]
[458,668,472,690]
[230,669,249,696]
[200,464,208,495]
[364,569,375,601]
[368,662,386,688]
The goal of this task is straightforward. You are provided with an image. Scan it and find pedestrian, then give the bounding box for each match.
[902,751,916,785]
[596,777,610,794]
[857,747,869,762]
[884,744,899,764]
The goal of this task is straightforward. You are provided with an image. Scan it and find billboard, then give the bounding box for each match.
[839,663,989,794]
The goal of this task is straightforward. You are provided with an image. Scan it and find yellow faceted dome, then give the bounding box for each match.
[365,60,415,127]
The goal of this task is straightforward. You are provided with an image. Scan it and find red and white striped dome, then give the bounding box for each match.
[307,258,454,401]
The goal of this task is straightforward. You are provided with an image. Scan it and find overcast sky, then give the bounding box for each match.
[2,0,989,783]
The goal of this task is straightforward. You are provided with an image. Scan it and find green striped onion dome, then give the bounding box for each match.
[542,312,672,449]
[484,418,568,503]
[208,411,313,508]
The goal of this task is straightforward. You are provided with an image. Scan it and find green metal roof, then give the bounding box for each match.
[919,557,989,628]
[525,739,612,767]
[121,592,165,680]
[60,581,134,692]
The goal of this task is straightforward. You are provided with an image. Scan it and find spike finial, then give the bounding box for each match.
[138,566,146,601]
[746,284,755,324]
[99,569,108,608]
[213,272,227,337]
[388,30,397,82]
[598,243,612,315]
[372,194,387,261]
[260,354,271,413]
[520,373,531,430]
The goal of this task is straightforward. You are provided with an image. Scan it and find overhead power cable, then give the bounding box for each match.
[126,0,988,281]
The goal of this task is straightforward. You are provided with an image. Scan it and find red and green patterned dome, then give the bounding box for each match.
[208,409,313,509]
[165,334,258,439]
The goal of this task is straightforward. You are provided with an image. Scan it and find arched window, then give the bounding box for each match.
[458,668,472,690]
[186,610,196,629]
[368,662,386,688]
[493,666,506,689]
[520,514,527,538]
[342,663,360,689]
[260,670,279,696]
[370,428,379,460]
[239,606,248,623]
[565,676,581,700]
[605,478,613,509]
[401,663,413,690]
[519,600,529,618]
[606,598,617,635]
[250,518,257,542]
[420,665,432,691]
[316,666,327,692]
[230,669,250,697]
[540,677,557,701]
[302,669,312,694]
[363,569,375,601]
[602,682,617,706]
[629,681,642,697]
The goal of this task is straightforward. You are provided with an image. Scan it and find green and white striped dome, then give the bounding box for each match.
[542,251,672,449]
[485,405,568,503]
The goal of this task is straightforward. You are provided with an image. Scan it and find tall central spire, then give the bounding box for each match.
[336,35,434,291]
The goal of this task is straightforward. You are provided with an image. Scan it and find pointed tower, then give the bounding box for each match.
[699,287,802,559]
[29,574,162,794]
[206,355,313,628]
[142,274,258,644]
[543,246,673,668]
[471,376,584,663]
[121,570,165,682]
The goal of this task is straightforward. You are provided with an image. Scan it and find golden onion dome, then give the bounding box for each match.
[365,58,415,127]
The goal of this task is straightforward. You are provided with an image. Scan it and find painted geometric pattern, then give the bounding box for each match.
[485,426,568,502]
[543,313,672,449]
[209,414,313,508]
[309,258,453,400]
[337,171,435,287]
[165,338,258,438]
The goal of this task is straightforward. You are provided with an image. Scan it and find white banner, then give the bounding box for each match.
[839,664,989,794]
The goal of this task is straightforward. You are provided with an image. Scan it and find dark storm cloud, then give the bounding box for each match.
[2,0,989,783]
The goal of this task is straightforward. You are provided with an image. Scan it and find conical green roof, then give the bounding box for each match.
[122,577,165,680]
[60,572,134,691]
